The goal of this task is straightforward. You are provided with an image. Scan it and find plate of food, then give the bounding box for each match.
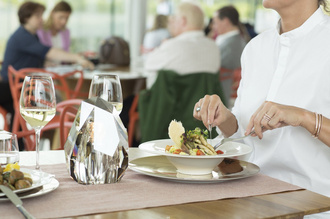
[138,120,253,175]
[0,164,55,197]
[129,156,260,183]
[0,177,59,201]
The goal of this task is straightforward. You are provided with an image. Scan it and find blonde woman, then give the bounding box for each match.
[194,0,330,218]
[142,14,171,53]
[37,1,72,51]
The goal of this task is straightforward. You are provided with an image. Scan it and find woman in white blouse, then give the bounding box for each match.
[194,0,330,218]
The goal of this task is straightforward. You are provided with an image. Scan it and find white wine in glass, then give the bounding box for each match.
[20,75,56,171]
[89,74,123,114]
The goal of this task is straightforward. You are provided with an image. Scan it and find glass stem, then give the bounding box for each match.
[35,129,41,170]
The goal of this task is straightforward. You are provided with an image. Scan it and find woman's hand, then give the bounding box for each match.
[245,101,307,139]
[193,95,238,137]
[77,56,95,70]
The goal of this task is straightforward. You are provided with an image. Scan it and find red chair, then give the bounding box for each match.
[219,67,234,82]
[219,67,242,100]
[231,68,241,98]
[128,95,139,147]
[8,65,84,151]
[59,99,82,149]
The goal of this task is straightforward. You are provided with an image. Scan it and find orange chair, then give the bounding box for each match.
[8,66,84,151]
[219,67,242,100]
[13,66,85,99]
[219,67,234,82]
[128,95,139,147]
[59,99,82,149]
[231,68,241,98]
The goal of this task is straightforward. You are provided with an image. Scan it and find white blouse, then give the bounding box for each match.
[232,7,330,205]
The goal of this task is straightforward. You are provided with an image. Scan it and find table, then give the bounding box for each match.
[56,65,147,99]
[18,149,330,219]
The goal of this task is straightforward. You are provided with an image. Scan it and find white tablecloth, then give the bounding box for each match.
[19,148,154,166]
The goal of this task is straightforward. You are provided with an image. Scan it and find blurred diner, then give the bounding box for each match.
[37,1,72,52]
[0,1,93,83]
[0,1,93,133]
[213,5,247,105]
[142,14,171,55]
[145,2,220,89]
[194,0,330,217]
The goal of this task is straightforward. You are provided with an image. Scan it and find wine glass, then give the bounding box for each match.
[0,131,19,167]
[88,74,123,114]
[19,75,56,171]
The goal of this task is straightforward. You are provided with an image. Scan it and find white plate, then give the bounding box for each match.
[129,156,260,183]
[139,139,253,175]
[0,168,55,197]
[139,139,252,158]
[0,177,59,201]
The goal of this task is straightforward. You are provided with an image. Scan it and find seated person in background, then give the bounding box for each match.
[142,14,171,54]
[145,2,220,89]
[37,1,72,52]
[204,18,215,39]
[0,1,93,82]
[212,6,247,102]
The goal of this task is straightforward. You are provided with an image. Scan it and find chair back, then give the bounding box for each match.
[15,67,84,99]
[138,70,227,142]
[58,99,82,149]
[219,67,242,101]
[7,65,84,150]
[128,95,139,147]
[231,68,241,98]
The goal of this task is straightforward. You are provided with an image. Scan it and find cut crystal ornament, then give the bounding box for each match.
[64,97,128,184]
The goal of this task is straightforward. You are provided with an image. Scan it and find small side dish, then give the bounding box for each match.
[0,163,33,190]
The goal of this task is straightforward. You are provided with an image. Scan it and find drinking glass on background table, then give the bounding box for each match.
[89,74,123,114]
[20,75,56,171]
[0,131,19,167]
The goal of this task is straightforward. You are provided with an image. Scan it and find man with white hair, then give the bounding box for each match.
[145,2,220,88]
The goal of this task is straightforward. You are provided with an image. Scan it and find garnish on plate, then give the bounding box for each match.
[166,120,223,156]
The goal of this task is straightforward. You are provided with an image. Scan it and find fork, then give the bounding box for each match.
[213,130,255,151]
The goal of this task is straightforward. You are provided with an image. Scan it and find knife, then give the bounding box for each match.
[0,185,35,219]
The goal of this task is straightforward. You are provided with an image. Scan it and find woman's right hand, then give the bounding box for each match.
[192,95,228,128]
[193,95,238,137]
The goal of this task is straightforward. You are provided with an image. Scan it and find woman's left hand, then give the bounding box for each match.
[245,101,306,139]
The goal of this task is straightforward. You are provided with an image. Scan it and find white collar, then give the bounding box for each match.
[215,30,240,45]
[277,7,326,39]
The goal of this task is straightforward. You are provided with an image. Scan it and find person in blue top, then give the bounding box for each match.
[1,1,93,81]
[0,1,94,132]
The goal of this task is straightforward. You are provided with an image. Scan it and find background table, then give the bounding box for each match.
[46,64,147,99]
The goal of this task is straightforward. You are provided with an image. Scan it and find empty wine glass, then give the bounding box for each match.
[89,74,123,114]
[20,75,56,171]
[0,131,19,167]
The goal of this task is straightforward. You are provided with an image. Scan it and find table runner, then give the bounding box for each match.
[1,163,302,219]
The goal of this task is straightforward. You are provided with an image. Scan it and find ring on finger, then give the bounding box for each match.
[263,113,272,122]
[196,107,201,112]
